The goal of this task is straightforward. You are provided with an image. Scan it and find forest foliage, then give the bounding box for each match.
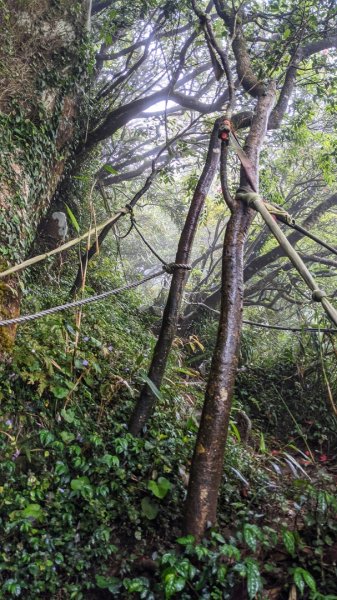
[0,0,337,598]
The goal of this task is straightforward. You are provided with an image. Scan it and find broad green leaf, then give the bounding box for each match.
[243,523,261,551]
[60,431,75,443]
[148,476,171,499]
[123,577,149,592]
[177,535,195,545]
[55,461,68,475]
[301,569,316,592]
[39,430,55,445]
[95,574,120,593]
[71,476,90,491]
[61,408,75,423]
[282,529,296,556]
[22,503,43,520]
[95,575,111,589]
[163,570,186,599]
[293,568,305,594]
[220,544,241,560]
[51,386,69,399]
[101,453,120,468]
[4,580,21,596]
[245,558,262,599]
[141,497,159,520]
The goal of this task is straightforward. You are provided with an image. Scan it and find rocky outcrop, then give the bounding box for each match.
[0,0,89,360]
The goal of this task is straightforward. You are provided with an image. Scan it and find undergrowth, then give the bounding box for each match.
[0,277,336,599]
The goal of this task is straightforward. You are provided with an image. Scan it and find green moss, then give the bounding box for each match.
[0,0,90,265]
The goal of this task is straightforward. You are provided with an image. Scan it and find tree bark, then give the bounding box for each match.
[128,121,221,436]
[183,85,276,539]
[183,203,252,533]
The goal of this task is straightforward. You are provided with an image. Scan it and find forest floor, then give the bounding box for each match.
[0,288,337,599]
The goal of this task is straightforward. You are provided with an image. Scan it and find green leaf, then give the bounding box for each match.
[293,568,305,594]
[4,580,21,596]
[148,476,171,499]
[140,373,163,401]
[163,569,186,599]
[282,529,295,556]
[39,430,55,445]
[60,431,75,443]
[71,476,90,491]
[220,544,241,561]
[230,420,241,442]
[21,503,43,520]
[141,496,159,520]
[177,535,195,545]
[61,408,75,423]
[55,461,68,476]
[259,432,266,453]
[65,203,80,233]
[103,164,118,175]
[95,574,121,593]
[101,453,120,468]
[51,386,69,399]
[185,416,199,432]
[245,558,262,599]
[301,569,316,592]
[124,577,149,592]
[243,524,261,551]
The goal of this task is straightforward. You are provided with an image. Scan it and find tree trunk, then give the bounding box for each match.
[128,121,221,435]
[183,201,253,535]
[183,85,275,539]
[0,0,89,361]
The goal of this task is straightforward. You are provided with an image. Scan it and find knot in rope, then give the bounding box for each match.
[119,204,133,215]
[263,202,295,225]
[235,187,261,206]
[162,263,192,274]
[312,289,327,302]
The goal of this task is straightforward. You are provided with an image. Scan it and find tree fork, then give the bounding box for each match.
[183,85,276,539]
[128,121,221,436]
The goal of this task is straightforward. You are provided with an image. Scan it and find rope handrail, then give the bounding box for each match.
[219,119,337,327]
[237,189,337,327]
[0,257,193,328]
[0,206,131,280]
[128,212,192,274]
[189,302,337,333]
[243,319,337,333]
[0,269,164,327]
[220,119,337,258]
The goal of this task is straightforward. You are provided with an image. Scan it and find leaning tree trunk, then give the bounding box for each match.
[0,1,89,361]
[183,85,275,539]
[128,121,221,436]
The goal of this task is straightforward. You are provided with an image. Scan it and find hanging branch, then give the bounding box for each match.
[70,117,202,295]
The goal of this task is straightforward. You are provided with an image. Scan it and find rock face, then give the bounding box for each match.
[0,0,89,360]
